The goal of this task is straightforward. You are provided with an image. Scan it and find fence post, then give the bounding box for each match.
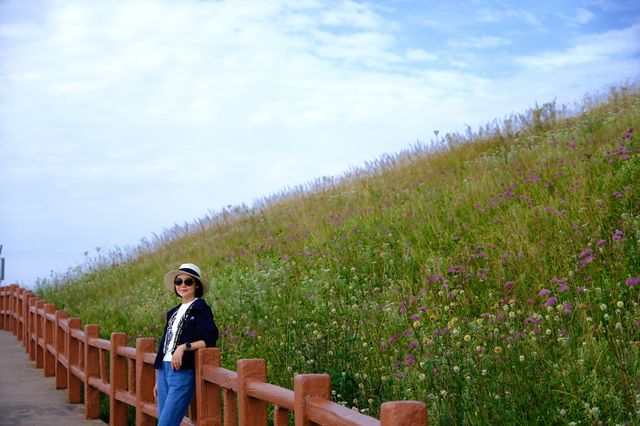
[43,303,56,377]
[28,297,37,361]
[55,310,69,389]
[294,374,331,426]
[10,284,18,334]
[67,317,83,403]
[135,337,156,426]
[0,286,5,330]
[22,291,35,350]
[237,359,267,426]
[195,348,221,426]
[110,332,128,426]
[380,401,427,426]
[9,285,16,330]
[84,324,101,419]
[35,300,45,368]
[16,287,24,342]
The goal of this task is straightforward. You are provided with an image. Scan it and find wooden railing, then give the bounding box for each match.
[0,284,427,425]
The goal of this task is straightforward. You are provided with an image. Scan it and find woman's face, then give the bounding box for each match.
[174,273,197,300]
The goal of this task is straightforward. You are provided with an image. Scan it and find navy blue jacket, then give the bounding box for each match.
[154,298,219,370]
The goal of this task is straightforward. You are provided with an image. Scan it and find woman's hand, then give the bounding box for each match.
[171,344,186,370]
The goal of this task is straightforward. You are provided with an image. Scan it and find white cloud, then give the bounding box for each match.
[448,35,512,49]
[517,22,640,70]
[405,48,437,62]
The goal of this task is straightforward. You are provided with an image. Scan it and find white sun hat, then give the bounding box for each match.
[163,263,210,294]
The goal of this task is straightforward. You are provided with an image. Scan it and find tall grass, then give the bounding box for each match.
[37,84,640,424]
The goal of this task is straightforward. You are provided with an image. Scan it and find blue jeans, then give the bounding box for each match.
[157,361,195,426]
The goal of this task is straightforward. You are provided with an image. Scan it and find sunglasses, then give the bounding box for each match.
[174,277,196,286]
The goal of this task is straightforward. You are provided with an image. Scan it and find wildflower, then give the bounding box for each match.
[494,346,502,354]
[419,373,426,380]
[617,301,624,308]
[453,366,460,373]
[519,355,525,362]
[545,296,558,307]
[405,354,416,366]
[613,229,625,242]
[504,281,514,289]
[464,334,471,341]
[626,277,639,287]
[403,329,413,337]
[596,239,607,247]
[600,304,607,311]
[613,191,623,198]
[577,286,586,293]
[539,289,551,297]
[408,341,418,350]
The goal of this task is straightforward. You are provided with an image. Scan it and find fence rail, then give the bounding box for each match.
[0,284,427,425]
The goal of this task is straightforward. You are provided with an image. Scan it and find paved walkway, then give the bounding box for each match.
[0,330,106,426]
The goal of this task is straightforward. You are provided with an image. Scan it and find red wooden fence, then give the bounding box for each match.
[0,284,427,425]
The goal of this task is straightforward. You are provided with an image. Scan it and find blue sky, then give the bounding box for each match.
[1,0,639,287]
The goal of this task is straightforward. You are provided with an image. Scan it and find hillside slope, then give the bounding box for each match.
[38,85,640,424]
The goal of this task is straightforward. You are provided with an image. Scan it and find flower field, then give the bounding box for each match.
[38,85,640,424]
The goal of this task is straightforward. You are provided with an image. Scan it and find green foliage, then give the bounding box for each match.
[37,84,640,424]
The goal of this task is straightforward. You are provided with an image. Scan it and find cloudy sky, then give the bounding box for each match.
[1,0,639,287]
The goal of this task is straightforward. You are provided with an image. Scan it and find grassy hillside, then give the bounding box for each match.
[38,85,640,424]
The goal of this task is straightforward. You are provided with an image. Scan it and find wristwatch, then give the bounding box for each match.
[185,342,192,350]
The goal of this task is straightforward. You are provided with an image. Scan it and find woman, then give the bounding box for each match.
[153,263,219,426]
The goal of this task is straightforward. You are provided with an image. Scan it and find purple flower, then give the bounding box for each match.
[539,289,551,297]
[504,281,514,289]
[577,287,586,293]
[403,329,413,337]
[559,284,570,292]
[613,229,625,242]
[419,305,428,312]
[563,309,572,315]
[408,341,418,350]
[544,296,558,307]
[245,330,257,338]
[405,353,416,366]
[596,239,607,248]
[626,277,639,287]
[411,314,421,321]
[613,191,623,198]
